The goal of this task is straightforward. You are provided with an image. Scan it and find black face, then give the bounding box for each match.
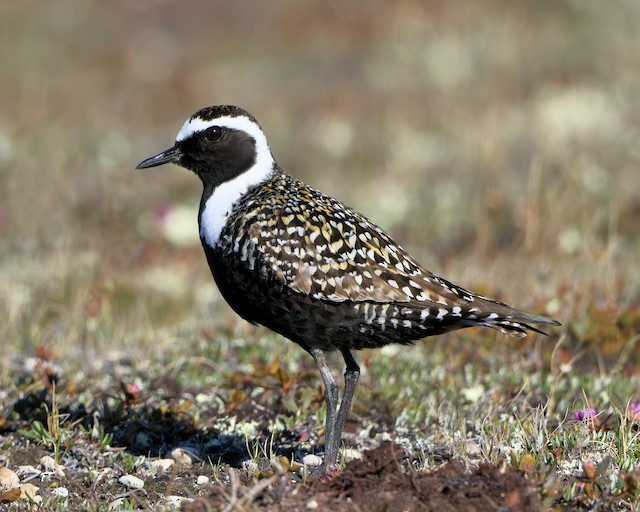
[136,124,258,189]
[136,106,265,189]
[176,126,257,187]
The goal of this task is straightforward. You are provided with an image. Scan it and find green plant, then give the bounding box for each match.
[115,451,146,473]
[17,383,69,464]
[79,417,114,450]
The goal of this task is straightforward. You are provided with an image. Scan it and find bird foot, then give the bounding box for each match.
[309,463,340,482]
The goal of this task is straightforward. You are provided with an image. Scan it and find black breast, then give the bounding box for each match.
[203,241,439,352]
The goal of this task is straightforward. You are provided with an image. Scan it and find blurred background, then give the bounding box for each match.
[2,0,640,377]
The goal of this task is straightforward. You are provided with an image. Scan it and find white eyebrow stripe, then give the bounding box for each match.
[175,115,273,161]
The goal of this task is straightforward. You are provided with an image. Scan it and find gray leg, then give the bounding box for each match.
[334,349,360,457]
[310,348,339,471]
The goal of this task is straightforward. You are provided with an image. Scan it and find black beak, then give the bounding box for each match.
[136,146,182,169]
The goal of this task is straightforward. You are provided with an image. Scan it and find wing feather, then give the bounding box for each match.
[239,174,472,309]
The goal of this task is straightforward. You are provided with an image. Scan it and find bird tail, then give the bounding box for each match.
[465,298,561,338]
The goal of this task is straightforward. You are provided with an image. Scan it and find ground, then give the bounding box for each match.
[2,1,640,510]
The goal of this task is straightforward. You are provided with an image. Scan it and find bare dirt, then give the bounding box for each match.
[183,442,543,512]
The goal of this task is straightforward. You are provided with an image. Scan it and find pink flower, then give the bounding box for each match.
[628,403,640,419]
[574,408,597,421]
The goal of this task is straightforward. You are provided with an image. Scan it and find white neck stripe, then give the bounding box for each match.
[176,115,272,163]
[199,162,274,248]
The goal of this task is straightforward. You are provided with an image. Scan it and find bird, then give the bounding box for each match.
[136,105,560,475]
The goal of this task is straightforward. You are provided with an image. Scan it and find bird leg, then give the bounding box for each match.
[334,348,360,456]
[310,348,361,474]
[310,348,339,472]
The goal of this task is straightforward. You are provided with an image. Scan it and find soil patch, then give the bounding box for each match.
[187,442,542,512]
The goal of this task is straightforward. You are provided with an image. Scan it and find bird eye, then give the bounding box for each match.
[203,126,223,142]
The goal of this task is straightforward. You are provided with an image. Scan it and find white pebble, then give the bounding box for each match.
[170,447,198,465]
[194,393,210,404]
[52,486,69,497]
[0,467,20,490]
[39,455,57,471]
[302,454,322,468]
[39,455,65,476]
[196,475,209,486]
[340,448,362,462]
[307,500,319,510]
[150,458,175,472]
[118,474,144,489]
[19,483,41,503]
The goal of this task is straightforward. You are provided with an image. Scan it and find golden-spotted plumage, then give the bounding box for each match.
[136,104,561,474]
[209,170,554,351]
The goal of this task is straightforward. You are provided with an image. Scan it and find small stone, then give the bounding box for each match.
[39,455,65,476]
[196,475,209,486]
[279,455,291,468]
[39,455,57,471]
[119,474,144,489]
[306,500,319,510]
[340,448,362,462]
[19,483,41,503]
[0,467,20,490]
[302,454,322,468]
[194,393,210,404]
[170,447,197,466]
[150,458,175,472]
[52,486,69,497]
